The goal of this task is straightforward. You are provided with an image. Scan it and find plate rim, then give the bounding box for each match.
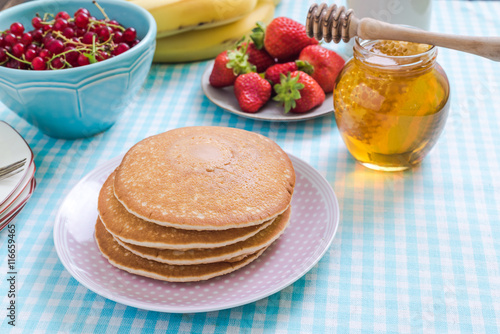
[53,153,339,313]
[201,60,334,122]
[0,177,36,225]
[0,161,36,215]
[0,121,35,206]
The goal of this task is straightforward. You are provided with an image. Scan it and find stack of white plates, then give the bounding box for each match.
[0,121,36,230]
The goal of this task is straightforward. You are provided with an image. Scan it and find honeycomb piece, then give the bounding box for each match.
[366,40,432,57]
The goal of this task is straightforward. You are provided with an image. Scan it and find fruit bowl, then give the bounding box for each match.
[0,0,156,139]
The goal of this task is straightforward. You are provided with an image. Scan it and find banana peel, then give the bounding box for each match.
[130,0,259,39]
[153,0,275,63]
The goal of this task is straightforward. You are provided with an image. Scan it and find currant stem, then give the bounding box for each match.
[4,51,31,65]
[93,1,110,21]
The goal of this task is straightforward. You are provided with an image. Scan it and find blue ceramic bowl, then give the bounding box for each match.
[0,0,156,139]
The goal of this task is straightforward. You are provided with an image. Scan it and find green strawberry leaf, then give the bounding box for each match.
[295,60,314,75]
[273,73,304,113]
[250,21,266,50]
[226,41,256,75]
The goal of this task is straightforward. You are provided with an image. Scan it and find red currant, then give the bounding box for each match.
[4,33,17,46]
[31,29,43,42]
[47,39,64,55]
[32,17,43,29]
[20,32,33,45]
[32,56,46,70]
[6,59,20,68]
[113,43,130,56]
[25,48,37,62]
[77,53,90,66]
[2,6,140,70]
[129,39,140,48]
[123,28,137,42]
[55,11,71,20]
[75,28,86,37]
[39,49,52,60]
[64,46,79,64]
[53,18,68,31]
[51,57,65,69]
[10,22,24,36]
[82,32,96,45]
[108,20,120,30]
[0,48,7,62]
[74,8,90,17]
[113,31,123,44]
[43,34,55,47]
[62,27,75,39]
[75,13,90,28]
[12,43,25,57]
[98,26,112,42]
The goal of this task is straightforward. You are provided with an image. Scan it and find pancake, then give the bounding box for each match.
[95,219,267,282]
[114,126,295,230]
[112,206,291,265]
[99,172,276,250]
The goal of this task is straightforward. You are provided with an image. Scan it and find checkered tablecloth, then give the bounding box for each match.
[1,1,499,333]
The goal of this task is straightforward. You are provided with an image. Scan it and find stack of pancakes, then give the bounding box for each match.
[95,126,295,282]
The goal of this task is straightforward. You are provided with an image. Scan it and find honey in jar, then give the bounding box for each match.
[333,38,450,171]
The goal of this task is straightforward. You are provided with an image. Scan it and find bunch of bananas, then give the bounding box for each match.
[128,0,279,63]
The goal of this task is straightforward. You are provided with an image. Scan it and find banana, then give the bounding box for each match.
[153,0,275,63]
[130,0,259,39]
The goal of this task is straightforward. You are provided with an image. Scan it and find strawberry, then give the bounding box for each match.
[244,22,276,73]
[298,45,345,93]
[209,45,255,88]
[265,60,313,85]
[273,71,325,113]
[234,72,271,113]
[263,17,318,62]
[246,42,275,73]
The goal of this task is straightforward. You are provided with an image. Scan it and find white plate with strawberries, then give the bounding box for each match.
[201,17,346,122]
[202,61,335,122]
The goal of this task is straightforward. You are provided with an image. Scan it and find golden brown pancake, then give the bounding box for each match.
[99,172,276,250]
[113,126,295,230]
[94,219,267,282]
[112,206,291,265]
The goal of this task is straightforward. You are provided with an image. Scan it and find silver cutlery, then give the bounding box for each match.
[0,158,27,181]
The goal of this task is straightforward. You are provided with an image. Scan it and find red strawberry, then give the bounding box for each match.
[244,22,276,73]
[273,71,325,113]
[263,17,318,62]
[299,45,345,93]
[265,60,313,85]
[234,72,271,113]
[209,45,255,88]
[246,42,275,73]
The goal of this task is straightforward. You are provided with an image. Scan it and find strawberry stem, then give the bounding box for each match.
[226,42,255,75]
[273,72,304,113]
[295,60,314,75]
[250,21,266,50]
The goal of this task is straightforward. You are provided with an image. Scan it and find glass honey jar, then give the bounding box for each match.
[333,38,450,171]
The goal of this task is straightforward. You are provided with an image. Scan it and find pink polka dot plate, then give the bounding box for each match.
[53,153,339,313]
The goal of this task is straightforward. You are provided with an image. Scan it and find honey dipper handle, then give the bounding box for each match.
[357,18,500,62]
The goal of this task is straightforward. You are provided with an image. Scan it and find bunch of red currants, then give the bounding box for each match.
[0,4,140,70]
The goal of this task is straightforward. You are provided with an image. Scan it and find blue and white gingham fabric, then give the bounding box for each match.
[1,1,500,332]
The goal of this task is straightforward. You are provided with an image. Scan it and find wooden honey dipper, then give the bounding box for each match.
[306,3,500,61]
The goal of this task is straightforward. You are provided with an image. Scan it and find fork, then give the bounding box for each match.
[0,158,27,181]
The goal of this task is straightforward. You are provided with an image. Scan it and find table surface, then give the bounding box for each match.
[1,1,499,333]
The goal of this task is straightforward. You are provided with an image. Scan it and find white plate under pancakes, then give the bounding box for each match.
[54,153,339,313]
